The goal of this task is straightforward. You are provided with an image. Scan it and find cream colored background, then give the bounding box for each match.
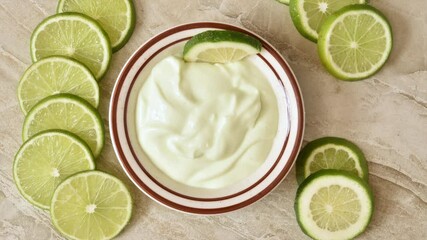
[1,0,426,239]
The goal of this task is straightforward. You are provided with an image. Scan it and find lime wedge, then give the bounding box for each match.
[318,5,393,80]
[296,137,368,184]
[18,56,99,115]
[289,0,367,42]
[183,30,262,63]
[51,171,132,240]
[295,170,374,240]
[276,0,290,5]
[13,130,95,209]
[22,94,104,158]
[30,13,111,80]
[57,0,136,52]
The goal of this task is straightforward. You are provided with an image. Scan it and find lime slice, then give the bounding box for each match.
[296,137,368,184]
[13,130,95,209]
[30,13,111,80]
[57,0,136,52]
[18,56,99,115]
[183,30,262,63]
[276,0,290,5]
[51,171,132,240]
[318,5,393,80]
[295,170,374,240]
[22,94,104,158]
[289,0,366,42]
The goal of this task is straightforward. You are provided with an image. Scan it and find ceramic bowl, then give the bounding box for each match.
[109,22,304,214]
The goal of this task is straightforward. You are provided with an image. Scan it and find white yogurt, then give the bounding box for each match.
[136,56,278,189]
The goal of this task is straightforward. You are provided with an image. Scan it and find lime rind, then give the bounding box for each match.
[30,13,112,80]
[318,5,393,80]
[17,56,100,114]
[296,137,369,184]
[50,170,133,240]
[13,130,95,209]
[183,30,262,63]
[295,169,374,240]
[22,94,105,158]
[289,0,367,42]
[56,0,136,52]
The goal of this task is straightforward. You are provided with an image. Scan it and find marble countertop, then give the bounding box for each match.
[1,0,426,239]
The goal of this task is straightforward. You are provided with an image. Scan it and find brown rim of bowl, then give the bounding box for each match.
[110,22,304,214]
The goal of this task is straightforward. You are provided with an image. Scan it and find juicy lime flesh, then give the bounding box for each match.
[197,47,252,63]
[19,58,99,114]
[14,132,94,209]
[32,16,110,79]
[308,147,360,178]
[24,98,103,157]
[302,0,363,37]
[51,172,132,240]
[328,13,389,74]
[310,184,361,231]
[58,0,133,50]
[183,30,262,63]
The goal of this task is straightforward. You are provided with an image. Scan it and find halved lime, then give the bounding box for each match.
[51,171,133,240]
[13,130,95,209]
[289,0,366,42]
[57,0,136,52]
[183,30,262,63]
[18,56,99,115]
[22,94,104,158]
[318,5,393,80]
[295,170,374,240]
[296,137,368,184]
[30,13,111,80]
[276,0,290,5]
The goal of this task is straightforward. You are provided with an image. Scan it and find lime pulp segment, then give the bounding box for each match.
[318,5,393,80]
[57,0,136,52]
[22,94,105,158]
[13,130,95,209]
[183,30,262,63]
[18,56,99,114]
[30,13,111,80]
[50,171,133,240]
[296,137,369,184]
[289,0,367,42]
[295,170,374,240]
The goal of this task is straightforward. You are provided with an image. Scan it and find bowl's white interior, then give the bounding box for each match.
[125,42,291,198]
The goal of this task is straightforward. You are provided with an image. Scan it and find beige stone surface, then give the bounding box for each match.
[1,0,426,239]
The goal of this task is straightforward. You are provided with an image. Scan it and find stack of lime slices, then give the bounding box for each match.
[294,137,374,240]
[14,0,136,239]
[274,0,393,80]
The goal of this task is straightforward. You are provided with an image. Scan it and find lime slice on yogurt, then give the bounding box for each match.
[183,30,262,63]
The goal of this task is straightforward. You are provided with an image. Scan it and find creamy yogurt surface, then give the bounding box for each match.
[136,56,278,189]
